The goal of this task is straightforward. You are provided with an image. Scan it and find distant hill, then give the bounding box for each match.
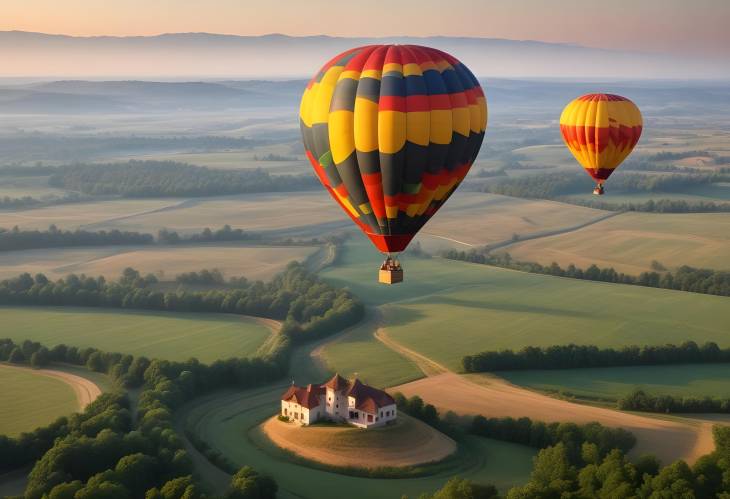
[1,31,727,79]
[0,77,727,115]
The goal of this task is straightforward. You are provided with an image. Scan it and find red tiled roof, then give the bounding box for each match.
[346,378,395,414]
[281,383,324,409]
[321,373,350,391]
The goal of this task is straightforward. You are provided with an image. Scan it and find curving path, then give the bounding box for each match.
[375,326,719,465]
[0,363,102,411]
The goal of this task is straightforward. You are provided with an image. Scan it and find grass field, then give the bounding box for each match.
[505,212,730,273]
[320,241,730,375]
[180,386,535,499]
[0,364,77,436]
[0,244,318,281]
[0,198,180,230]
[80,193,348,236]
[316,311,423,388]
[0,307,273,363]
[121,142,307,175]
[499,364,730,401]
[415,192,607,252]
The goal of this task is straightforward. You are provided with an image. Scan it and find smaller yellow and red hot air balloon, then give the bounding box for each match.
[559,94,642,195]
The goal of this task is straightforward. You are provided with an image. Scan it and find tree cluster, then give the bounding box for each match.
[463,341,729,373]
[618,389,730,414]
[0,263,363,338]
[505,427,730,498]
[481,170,729,200]
[564,197,730,213]
[48,161,318,197]
[443,249,730,297]
[175,269,225,286]
[0,225,154,252]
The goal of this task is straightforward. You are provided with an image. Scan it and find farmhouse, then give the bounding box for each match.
[280,373,397,428]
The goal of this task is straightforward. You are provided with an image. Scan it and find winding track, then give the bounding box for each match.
[0,363,101,411]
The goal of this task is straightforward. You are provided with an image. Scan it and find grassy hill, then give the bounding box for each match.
[0,307,273,363]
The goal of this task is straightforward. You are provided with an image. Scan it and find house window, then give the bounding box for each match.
[284,408,287,415]
[367,414,373,422]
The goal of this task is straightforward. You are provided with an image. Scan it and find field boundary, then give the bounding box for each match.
[484,210,624,253]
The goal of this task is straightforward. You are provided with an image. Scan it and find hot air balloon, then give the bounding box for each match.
[299,45,487,284]
[559,94,642,195]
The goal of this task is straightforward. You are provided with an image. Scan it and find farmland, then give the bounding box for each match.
[499,364,730,401]
[0,364,78,436]
[414,192,607,252]
[0,307,273,363]
[505,212,730,273]
[0,244,318,281]
[320,240,730,376]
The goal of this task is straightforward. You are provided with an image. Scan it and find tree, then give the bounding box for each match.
[8,347,24,363]
[30,347,51,368]
[226,466,277,499]
[423,478,499,499]
[47,481,84,499]
[74,480,131,499]
[507,443,576,498]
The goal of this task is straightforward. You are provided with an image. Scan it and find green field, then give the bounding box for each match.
[0,364,78,436]
[0,307,272,363]
[180,386,535,499]
[499,364,730,401]
[320,241,730,375]
[317,310,423,388]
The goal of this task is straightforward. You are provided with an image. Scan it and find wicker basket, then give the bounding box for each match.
[379,268,404,284]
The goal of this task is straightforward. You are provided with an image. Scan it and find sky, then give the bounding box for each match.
[2,0,729,57]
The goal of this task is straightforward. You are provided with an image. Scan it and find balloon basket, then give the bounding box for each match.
[592,184,605,196]
[379,256,403,284]
[379,268,403,285]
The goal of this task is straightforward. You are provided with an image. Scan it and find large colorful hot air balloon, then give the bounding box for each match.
[300,45,487,283]
[559,94,642,195]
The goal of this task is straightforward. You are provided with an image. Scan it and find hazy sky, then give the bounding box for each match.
[2,0,728,56]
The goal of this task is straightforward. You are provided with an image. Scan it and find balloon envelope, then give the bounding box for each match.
[559,93,642,183]
[300,45,487,253]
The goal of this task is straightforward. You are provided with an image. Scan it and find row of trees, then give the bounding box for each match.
[0,263,363,329]
[0,225,154,252]
[0,223,333,253]
[563,197,730,213]
[483,171,729,199]
[48,161,318,197]
[462,341,729,373]
[618,389,730,414]
[443,249,730,297]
